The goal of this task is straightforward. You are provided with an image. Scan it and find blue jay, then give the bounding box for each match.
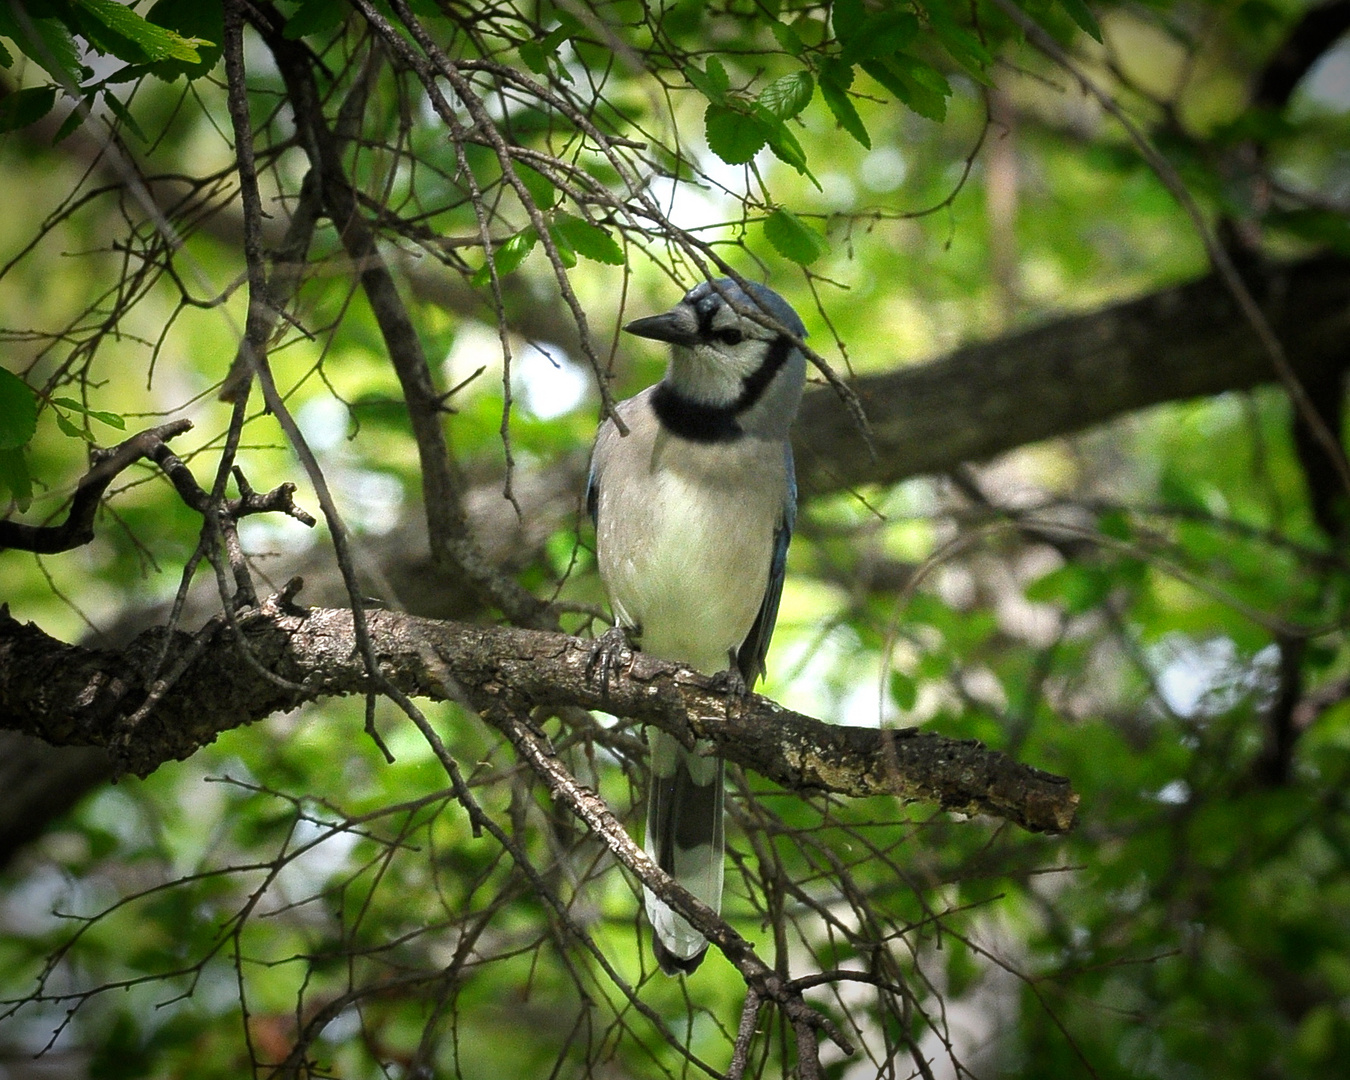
[587,279,807,974]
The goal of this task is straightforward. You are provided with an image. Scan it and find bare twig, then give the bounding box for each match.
[0,420,193,554]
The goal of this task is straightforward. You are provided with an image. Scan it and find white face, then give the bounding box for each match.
[670,300,778,405]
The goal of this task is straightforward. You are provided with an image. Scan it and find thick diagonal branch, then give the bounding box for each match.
[796,254,1350,494]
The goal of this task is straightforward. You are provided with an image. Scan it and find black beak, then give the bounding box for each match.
[623,309,699,346]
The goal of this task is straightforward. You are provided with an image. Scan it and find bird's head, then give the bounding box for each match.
[624,278,807,439]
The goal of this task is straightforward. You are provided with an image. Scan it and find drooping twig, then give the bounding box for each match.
[480,702,856,1073]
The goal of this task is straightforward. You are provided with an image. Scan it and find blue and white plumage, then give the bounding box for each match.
[587,279,807,973]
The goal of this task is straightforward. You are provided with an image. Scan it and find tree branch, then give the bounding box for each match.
[0,421,193,554]
[0,596,1077,834]
[795,254,1350,494]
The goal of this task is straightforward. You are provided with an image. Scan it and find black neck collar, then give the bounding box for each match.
[651,336,793,444]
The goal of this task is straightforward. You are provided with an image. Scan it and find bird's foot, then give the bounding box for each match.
[587,624,636,696]
[707,659,750,700]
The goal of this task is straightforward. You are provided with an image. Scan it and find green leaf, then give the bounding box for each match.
[538,14,582,53]
[915,0,993,84]
[0,369,38,450]
[763,207,828,265]
[1026,564,1113,615]
[284,0,347,40]
[52,94,94,142]
[890,671,918,711]
[551,211,624,265]
[518,40,548,75]
[1056,0,1104,42]
[687,56,730,104]
[1267,208,1350,257]
[54,409,84,440]
[147,0,222,78]
[770,20,804,56]
[549,225,578,268]
[0,85,55,133]
[471,227,538,287]
[704,103,769,165]
[0,5,84,86]
[830,0,866,41]
[75,0,204,63]
[0,447,32,510]
[514,162,557,210]
[52,398,126,429]
[1097,509,1132,541]
[757,70,813,121]
[753,105,820,187]
[101,89,146,141]
[819,61,870,148]
[837,9,919,64]
[861,54,950,121]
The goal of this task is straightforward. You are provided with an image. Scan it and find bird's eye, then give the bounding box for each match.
[715,328,744,346]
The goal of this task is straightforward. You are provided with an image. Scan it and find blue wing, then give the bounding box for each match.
[735,446,796,687]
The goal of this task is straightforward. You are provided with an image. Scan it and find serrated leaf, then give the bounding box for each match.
[518,40,548,75]
[687,56,730,104]
[1056,0,1103,42]
[757,70,813,121]
[514,162,557,209]
[752,105,820,187]
[831,0,866,41]
[0,38,12,69]
[705,56,729,96]
[705,103,769,165]
[471,227,538,287]
[763,207,828,265]
[0,6,84,86]
[0,369,38,450]
[819,67,869,148]
[549,226,578,268]
[75,0,203,63]
[0,447,32,510]
[0,86,56,133]
[552,212,624,265]
[861,54,950,121]
[916,0,993,84]
[147,0,223,79]
[283,0,347,40]
[770,21,804,56]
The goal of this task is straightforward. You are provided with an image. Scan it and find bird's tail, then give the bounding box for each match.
[644,729,725,974]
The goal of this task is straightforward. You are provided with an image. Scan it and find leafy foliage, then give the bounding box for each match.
[0,0,1349,1077]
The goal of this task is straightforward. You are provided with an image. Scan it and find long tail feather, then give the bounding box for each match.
[644,729,725,974]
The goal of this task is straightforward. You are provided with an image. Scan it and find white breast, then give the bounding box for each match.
[593,393,788,676]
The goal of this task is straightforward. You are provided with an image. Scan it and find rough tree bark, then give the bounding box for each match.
[794,253,1350,494]
[0,599,1078,835]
